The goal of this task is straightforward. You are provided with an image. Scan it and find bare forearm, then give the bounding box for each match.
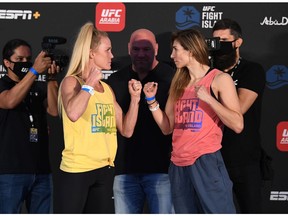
[150,102,173,135]
[64,91,91,122]
[121,97,140,137]
[153,111,172,135]
[47,80,59,116]
[207,97,243,133]
[0,72,36,109]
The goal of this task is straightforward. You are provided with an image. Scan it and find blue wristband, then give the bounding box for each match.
[145,96,155,101]
[30,67,39,76]
[81,85,95,95]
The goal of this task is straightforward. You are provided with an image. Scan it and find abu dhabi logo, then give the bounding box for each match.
[260,16,288,26]
[175,6,200,30]
[266,65,288,89]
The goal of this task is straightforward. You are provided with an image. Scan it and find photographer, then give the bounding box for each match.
[0,38,59,213]
[211,19,266,213]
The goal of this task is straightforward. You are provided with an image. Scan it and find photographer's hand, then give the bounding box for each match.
[47,61,60,81]
[32,51,52,74]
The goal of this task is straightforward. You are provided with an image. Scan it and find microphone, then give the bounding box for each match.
[42,36,67,45]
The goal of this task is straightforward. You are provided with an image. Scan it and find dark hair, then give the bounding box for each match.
[2,39,31,70]
[212,18,242,39]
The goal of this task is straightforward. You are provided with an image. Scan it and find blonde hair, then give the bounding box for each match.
[169,29,210,101]
[57,22,108,115]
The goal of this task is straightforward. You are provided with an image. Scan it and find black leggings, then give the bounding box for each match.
[53,166,115,213]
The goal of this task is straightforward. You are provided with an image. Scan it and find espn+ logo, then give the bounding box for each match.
[270,191,288,201]
[0,10,32,19]
[95,3,126,32]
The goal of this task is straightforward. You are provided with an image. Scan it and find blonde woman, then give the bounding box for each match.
[54,22,142,213]
[143,29,243,213]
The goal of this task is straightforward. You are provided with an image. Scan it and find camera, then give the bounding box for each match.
[205,37,221,67]
[41,36,69,68]
[205,37,220,51]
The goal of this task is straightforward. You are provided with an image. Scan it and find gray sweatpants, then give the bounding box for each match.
[169,150,236,213]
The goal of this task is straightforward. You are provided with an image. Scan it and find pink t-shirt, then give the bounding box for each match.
[171,68,223,166]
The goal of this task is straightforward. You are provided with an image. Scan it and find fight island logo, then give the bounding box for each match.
[91,103,116,134]
[175,5,223,30]
[266,65,288,89]
[174,98,203,132]
[95,3,126,32]
[276,121,288,152]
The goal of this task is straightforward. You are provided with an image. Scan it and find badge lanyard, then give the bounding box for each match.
[23,100,38,143]
[230,57,241,78]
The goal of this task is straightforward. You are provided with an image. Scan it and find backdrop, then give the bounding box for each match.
[0,2,287,213]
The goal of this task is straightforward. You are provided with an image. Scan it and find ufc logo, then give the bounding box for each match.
[101,9,122,17]
[21,68,29,73]
[277,122,288,151]
[202,6,215,11]
[270,191,288,201]
[96,3,125,32]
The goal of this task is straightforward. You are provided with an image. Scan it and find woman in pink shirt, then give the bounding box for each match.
[143,29,243,213]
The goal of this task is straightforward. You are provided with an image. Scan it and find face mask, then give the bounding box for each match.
[213,41,235,56]
[211,40,237,71]
[9,61,33,80]
[212,49,237,71]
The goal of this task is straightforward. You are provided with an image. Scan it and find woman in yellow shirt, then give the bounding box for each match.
[55,22,142,213]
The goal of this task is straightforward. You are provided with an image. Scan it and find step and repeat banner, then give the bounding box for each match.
[0,2,287,213]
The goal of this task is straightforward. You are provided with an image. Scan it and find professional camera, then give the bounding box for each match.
[205,37,220,51]
[205,37,220,67]
[41,36,69,68]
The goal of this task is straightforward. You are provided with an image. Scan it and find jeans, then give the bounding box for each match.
[113,173,174,213]
[0,174,52,213]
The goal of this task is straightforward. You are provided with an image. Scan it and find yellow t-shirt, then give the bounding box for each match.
[60,77,117,173]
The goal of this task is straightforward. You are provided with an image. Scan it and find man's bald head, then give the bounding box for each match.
[129,29,157,44]
[128,29,159,74]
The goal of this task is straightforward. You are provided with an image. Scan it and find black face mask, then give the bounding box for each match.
[214,41,235,56]
[212,41,237,71]
[9,61,33,80]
